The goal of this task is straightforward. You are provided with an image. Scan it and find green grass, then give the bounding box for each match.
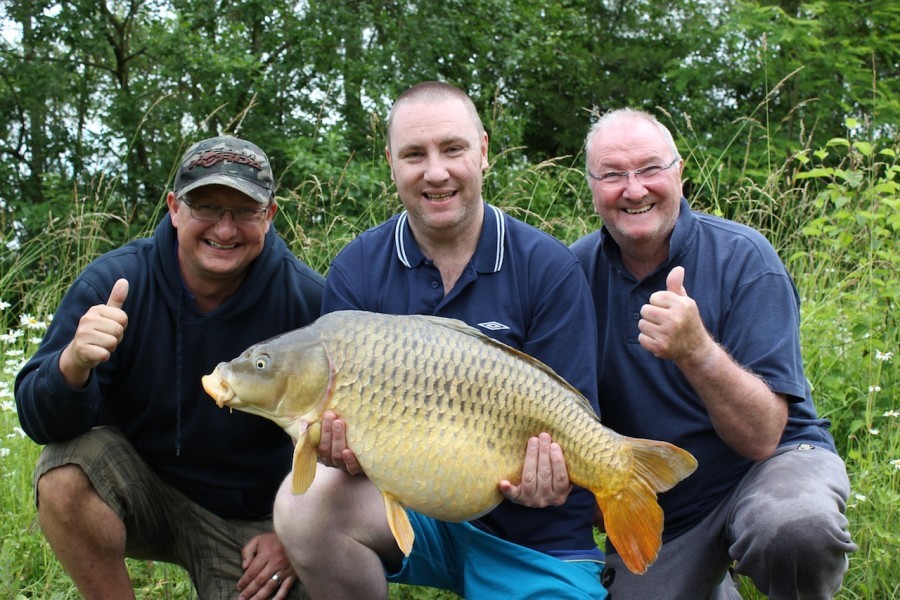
[0,129,896,598]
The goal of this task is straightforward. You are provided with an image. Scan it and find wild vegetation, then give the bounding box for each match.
[0,0,896,598]
[0,121,896,598]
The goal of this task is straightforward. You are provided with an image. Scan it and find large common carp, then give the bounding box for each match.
[202,310,697,574]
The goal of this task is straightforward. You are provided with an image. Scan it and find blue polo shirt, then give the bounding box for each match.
[570,197,836,543]
[323,202,603,560]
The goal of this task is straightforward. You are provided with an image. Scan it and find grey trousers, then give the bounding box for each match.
[603,444,856,600]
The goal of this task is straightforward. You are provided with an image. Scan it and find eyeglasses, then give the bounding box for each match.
[181,197,270,225]
[588,158,680,186]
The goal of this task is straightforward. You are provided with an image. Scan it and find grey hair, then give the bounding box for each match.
[585,109,681,170]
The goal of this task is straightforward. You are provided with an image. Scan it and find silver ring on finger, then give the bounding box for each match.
[271,573,281,584]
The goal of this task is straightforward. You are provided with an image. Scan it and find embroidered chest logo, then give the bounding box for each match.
[478,321,510,331]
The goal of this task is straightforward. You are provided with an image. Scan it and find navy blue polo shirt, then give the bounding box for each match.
[323,202,603,559]
[571,197,836,543]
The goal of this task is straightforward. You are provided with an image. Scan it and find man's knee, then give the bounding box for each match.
[765,509,850,564]
[272,476,297,537]
[36,463,125,544]
[274,476,320,543]
[37,464,95,512]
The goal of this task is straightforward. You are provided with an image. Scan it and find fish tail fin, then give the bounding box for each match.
[595,437,698,575]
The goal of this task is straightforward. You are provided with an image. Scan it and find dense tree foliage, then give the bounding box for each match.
[0,0,896,244]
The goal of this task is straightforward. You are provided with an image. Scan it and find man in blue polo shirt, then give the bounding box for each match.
[273,81,607,598]
[570,108,856,599]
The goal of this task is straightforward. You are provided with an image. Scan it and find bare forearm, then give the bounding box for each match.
[677,340,787,460]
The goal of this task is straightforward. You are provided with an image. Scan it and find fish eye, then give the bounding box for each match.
[255,355,270,370]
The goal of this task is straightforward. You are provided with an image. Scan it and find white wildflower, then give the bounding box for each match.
[884,410,900,418]
[0,400,14,412]
[868,428,879,436]
[0,329,23,343]
[3,358,26,375]
[892,459,900,471]
[0,448,9,458]
[19,314,46,330]
[0,300,10,311]
[875,350,893,362]
[6,426,26,439]
[854,493,867,501]
[869,385,881,393]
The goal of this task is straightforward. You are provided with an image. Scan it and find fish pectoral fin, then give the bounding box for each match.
[291,431,317,495]
[383,493,414,556]
[306,420,322,446]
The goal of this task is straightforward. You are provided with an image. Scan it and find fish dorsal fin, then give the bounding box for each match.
[383,492,415,556]
[291,424,318,495]
[416,314,599,418]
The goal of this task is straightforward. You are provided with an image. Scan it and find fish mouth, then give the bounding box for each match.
[201,371,237,408]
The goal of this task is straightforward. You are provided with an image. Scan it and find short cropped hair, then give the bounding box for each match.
[386,81,485,149]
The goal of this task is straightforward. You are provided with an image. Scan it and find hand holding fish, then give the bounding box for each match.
[236,532,297,600]
[59,278,129,388]
[638,267,713,363]
[317,412,364,476]
[500,432,572,507]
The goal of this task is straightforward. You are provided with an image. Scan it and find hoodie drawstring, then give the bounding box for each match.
[173,290,184,456]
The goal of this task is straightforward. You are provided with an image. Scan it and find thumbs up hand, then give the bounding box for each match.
[638,267,711,362]
[664,265,688,297]
[59,279,130,388]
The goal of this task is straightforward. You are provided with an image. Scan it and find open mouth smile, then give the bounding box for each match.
[424,192,455,201]
[207,240,238,250]
[624,204,653,215]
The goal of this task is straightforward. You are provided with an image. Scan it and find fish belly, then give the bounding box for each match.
[337,397,526,521]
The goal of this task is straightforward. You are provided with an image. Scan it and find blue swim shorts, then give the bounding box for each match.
[386,510,607,599]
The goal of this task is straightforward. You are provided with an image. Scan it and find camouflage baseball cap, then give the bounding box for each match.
[174,136,275,203]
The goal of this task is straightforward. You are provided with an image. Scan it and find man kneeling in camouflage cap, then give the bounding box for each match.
[16,136,325,599]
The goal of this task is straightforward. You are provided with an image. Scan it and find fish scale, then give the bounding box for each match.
[202,310,697,574]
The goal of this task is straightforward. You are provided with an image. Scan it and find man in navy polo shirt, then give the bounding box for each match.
[570,108,856,599]
[273,81,607,598]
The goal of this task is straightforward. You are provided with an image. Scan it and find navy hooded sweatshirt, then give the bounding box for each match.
[15,216,325,519]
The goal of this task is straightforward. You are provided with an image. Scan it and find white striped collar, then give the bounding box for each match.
[393,203,506,273]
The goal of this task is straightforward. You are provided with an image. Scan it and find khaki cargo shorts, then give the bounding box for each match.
[35,426,307,599]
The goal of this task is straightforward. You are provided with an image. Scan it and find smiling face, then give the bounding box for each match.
[167,184,275,302]
[385,97,489,245]
[586,115,684,276]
